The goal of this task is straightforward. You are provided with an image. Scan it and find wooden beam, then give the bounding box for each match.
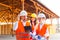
[0,3,21,12]
[30,0,38,14]
[24,2,36,13]
[30,0,59,18]
[21,0,25,10]
[0,3,12,9]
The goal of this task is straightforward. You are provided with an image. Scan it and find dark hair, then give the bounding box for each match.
[30,19,36,25]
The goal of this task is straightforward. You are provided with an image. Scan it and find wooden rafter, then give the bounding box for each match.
[0,0,59,21]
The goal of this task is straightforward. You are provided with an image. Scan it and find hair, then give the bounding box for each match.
[30,18,37,25]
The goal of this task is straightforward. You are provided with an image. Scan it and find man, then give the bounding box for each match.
[13,10,31,40]
[36,13,49,40]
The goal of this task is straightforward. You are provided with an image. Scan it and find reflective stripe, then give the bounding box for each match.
[16,32,30,38]
[19,36,29,38]
[16,32,29,35]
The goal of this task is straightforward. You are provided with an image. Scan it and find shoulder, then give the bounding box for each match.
[14,21,18,24]
[44,24,51,28]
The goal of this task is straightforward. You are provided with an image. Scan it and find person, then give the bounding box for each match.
[13,10,31,40]
[30,13,37,32]
[36,13,49,40]
[29,13,38,40]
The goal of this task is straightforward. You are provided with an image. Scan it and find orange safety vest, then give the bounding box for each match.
[30,22,36,32]
[16,21,30,40]
[36,24,48,37]
[32,24,34,32]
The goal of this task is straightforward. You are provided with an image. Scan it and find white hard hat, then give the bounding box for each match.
[19,10,27,16]
[38,13,46,18]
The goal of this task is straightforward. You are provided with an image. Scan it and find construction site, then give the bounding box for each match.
[0,0,60,40]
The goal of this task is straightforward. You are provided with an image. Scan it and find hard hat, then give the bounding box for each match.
[19,10,27,16]
[38,13,46,18]
[31,13,37,18]
[26,21,30,26]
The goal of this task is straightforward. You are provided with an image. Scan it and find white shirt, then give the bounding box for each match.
[13,21,18,30]
[13,21,26,31]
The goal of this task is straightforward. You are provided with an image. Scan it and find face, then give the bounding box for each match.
[31,17,36,22]
[20,16,27,21]
[38,17,46,24]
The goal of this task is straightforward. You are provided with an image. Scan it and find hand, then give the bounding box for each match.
[33,32,36,36]
[44,36,49,40]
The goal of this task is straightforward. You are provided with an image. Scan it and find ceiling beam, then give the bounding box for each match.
[30,0,59,18]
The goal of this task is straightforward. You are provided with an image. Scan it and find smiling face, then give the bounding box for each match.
[31,17,36,22]
[20,16,27,21]
[38,17,46,24]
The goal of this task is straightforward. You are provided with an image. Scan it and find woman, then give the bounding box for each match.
[30,13,38,40]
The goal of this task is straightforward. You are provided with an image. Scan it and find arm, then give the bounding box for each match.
[13,21,18,31]
[44,28,49,40]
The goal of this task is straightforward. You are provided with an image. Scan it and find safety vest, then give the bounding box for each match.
[16,21,30,40]
[32,24,34,32]
[36,24,48,37]
[31,21,37,32]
